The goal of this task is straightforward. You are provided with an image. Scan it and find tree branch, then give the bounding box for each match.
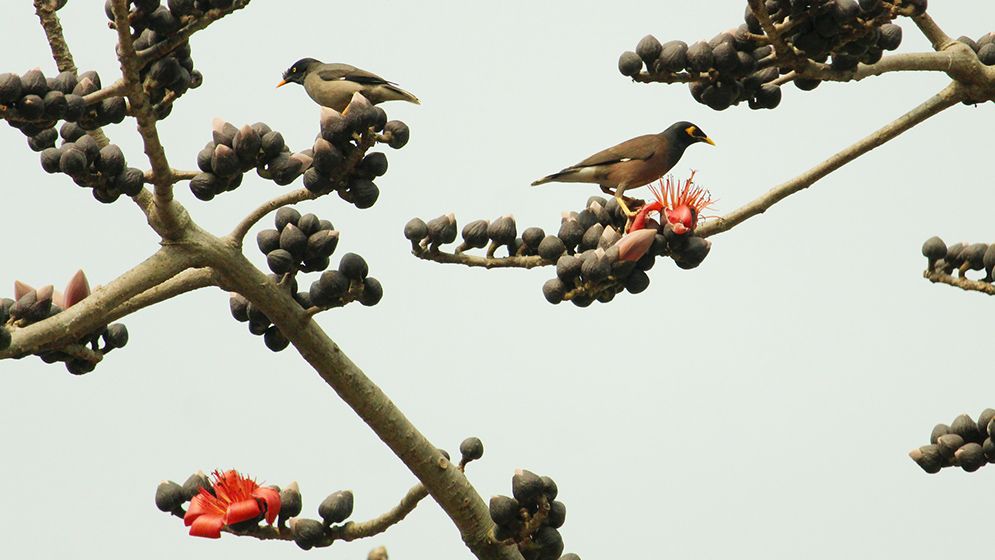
[0,247,198,359]
[105,267,218,322]
[923,270,995,296]
[134,0,252,68]
[912,12,953,51]
[696,81,965,238]
[32,0,112,148]
[410,246,548,270]
[109,0,187,237]
[330,483,429,542]
[208,243,522,560]
[230,482,430,545]
[228,188,317,245]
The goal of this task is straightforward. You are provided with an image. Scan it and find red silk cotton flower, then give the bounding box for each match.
[183,470,280,539]
[628,172,714,234]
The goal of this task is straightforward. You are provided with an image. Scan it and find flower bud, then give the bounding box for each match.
[318,490,354,526]
[459,437,484,463]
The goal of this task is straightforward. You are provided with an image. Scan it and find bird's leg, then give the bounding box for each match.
[615,186,638,218]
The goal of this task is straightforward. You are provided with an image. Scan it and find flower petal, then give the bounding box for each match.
[189,514,225,539]
[253,486,281,524]
[63,270,91,308]
[225,498,262,526]
[184,490,224,526]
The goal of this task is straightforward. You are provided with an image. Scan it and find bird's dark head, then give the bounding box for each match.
[277,58,321,87]
[665,121,716,147]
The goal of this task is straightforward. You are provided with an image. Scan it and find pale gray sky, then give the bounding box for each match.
[2,2,995,559]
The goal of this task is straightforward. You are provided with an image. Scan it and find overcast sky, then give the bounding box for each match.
[3,2,995,559]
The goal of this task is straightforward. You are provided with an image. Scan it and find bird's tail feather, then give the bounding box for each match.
[531,168,580,186]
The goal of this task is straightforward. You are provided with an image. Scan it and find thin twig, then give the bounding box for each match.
[32,0,112,148]
[923,270,995,296]
[696,81,965,238]
[411,247,548,269]
[106,267,218,322]
[82,80,127,106]
[32,0,76,73]
[134,0,252,67]
[228,188,316,244]
[220,483,430,544]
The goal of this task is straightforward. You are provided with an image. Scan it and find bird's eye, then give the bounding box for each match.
[685,125,697,137]
[291,67,297,73]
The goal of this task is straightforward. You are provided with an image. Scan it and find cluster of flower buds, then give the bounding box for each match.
[956,32,995,65]
[921,236,995,281]
[909,409,995,473]
[489,470,568,560]
[191,119,298,199]
[288,489,355,550]
[1,69,125,143]
[302,94,411,210]
[2,272,129,374]
[620,0,917,110]
[407,175,713,306]
[228,206,381,351]
[103,0,207,119]
[40,122,144,203]
[155,469,287,539]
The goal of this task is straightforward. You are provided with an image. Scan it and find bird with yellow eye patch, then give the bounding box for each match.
[531,121,715,216]
[277,58,420,113]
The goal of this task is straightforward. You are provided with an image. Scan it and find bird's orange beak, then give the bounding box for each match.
[702,136,716,146]
[276,79,289,88]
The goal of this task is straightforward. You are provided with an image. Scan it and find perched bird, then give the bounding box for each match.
[277,59,420,113]
[531,121,714,216]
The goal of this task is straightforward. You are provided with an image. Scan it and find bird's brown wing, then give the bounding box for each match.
[572,134,658,168]
[315,64,396,86]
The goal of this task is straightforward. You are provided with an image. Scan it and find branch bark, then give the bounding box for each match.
[206,240,521,560]
[109,0,188,238]
[923,270,995,296]
[696,81,965,238]
[0,247,198,359]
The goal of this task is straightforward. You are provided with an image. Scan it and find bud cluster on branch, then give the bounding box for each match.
[909,410,995,473]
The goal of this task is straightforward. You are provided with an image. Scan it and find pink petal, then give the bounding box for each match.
[189,514,224,539]
[14,280,33,301]
[253,486,281,524]
[35,284,54,303]
[225,499,262,525]
[617,229,657,262]
[63,270,90,308]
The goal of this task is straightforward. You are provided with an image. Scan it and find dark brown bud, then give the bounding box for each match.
[318,490,354,526]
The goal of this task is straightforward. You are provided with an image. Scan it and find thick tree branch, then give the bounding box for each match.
[110,0,187,237]
[923,270,995,296]
[205,241,521,560]
[696,81,965,238]
[0,247,198,359]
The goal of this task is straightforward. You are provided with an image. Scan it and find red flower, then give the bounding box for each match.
[183,470,280,539]
[629,172,714,235]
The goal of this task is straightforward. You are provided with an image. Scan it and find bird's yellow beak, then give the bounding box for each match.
[276,79,289,88]
[702,136,716,146]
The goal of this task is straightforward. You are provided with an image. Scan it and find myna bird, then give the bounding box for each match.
[277,59,420,113]
[531,121,714,216]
